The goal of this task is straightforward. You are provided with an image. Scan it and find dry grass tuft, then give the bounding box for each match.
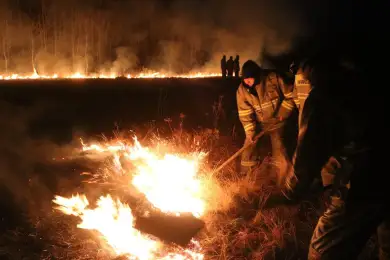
[198,156,309,260]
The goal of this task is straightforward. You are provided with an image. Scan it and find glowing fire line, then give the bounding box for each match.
[0,71,219,80]
[53,137,207,259]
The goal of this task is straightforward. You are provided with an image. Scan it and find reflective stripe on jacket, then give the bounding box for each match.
[294,73,311,112]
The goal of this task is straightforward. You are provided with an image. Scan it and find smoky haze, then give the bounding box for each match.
[0,101,69,215]
[0,0,308,75]
[0,99,105,217]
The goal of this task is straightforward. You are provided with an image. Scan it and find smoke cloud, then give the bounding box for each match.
[0,0,310,75]
[0,100,85,218]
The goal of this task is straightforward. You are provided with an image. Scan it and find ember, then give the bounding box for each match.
[53,137,214,259]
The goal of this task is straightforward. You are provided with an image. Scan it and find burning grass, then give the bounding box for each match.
[1,122,320,260]
[0,71,220,80]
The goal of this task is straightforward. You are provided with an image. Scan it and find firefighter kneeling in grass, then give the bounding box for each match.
[236,60,298,178]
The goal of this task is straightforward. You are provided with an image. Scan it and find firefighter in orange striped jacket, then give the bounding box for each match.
[237,60,298,175]
[291,60,313,127]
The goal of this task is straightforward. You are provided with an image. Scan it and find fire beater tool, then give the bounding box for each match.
[211,122,281,176]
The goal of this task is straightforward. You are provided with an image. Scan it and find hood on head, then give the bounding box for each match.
[241,60,261,80]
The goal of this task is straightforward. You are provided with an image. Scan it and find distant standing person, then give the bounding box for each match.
[234,55,240,78]
[221,55,227,78]
[226,56,234,77]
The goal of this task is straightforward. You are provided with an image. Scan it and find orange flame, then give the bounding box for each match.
[53,137,209,259]
[0,71,219,80]
[53,194,159,258]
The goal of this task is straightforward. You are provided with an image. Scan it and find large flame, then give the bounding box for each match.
[0,71,219,80]
[53,194,159,259]
[127,139,206,217]
[53,137,209,259]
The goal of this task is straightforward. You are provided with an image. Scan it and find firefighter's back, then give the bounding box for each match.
[317,58,386,199]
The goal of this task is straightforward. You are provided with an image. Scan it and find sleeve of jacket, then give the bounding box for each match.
[236,89,256,138]
[275,76,298,120]
[292,84,300,111]
[283,90,334,200]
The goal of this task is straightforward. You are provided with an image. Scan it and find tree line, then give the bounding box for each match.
[0,1,217,75]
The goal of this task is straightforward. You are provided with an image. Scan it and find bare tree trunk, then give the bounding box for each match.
[31,26,35,72]
[76,12,81,63]
[41,0,47,52]
[53,13,57,57]
[71,11,75,70]
[96,26,101,65]
[97,15,105,66]
[3,20,9,73]
[53,30,57,57]
[85,32,88,74]
[3,42,8,74]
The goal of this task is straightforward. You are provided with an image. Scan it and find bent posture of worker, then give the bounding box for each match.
[278,56,389,260]
[236,60,298,177]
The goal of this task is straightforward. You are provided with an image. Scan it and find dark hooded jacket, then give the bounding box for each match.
[236,60,297,137]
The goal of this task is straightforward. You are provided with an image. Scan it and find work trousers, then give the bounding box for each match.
[240,128,288,178]
[309,195,390,260]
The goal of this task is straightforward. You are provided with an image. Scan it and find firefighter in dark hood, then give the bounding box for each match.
[236,60,298,178]
[272,55,389,259]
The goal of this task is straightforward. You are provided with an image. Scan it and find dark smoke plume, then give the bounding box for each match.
[0,0,310,75]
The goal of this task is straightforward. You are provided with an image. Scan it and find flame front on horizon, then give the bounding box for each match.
[53,137,207,259]
[0,71,219,80]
